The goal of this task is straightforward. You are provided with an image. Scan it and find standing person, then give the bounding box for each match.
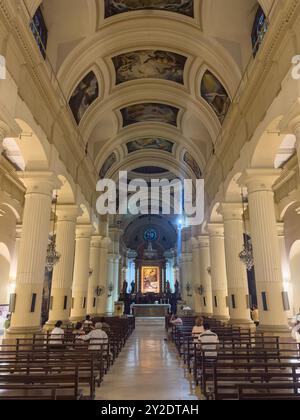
[192,317,204,342]
[292,321,300,343]
[79,322,108,351]
[4,314,11,330]
[49,321,65,345]
[251,305,260,327]
[198,323,219,361]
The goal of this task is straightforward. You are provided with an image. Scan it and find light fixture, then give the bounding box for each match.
[95,286,104,297]
[89,268,93,277]
[239,189,255,271]
[198,285,204,296]
[185,282,192,297]
[45,194,61,272]
[207,267,211,276]
[108,282,114,297]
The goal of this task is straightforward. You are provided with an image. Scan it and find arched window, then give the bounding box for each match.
[251,5,268,57]
[30,6,48,59]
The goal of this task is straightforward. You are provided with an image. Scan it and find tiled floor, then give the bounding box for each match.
[95,318,201,401]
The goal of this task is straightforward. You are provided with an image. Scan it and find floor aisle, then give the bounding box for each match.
[96,318,201,401]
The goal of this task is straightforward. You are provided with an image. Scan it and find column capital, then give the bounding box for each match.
[238,169,282,193]
[0,121,10,153]
[17,171,61,196]
[277,222,285,237]
[218,203,244,221]
[207,223,224,237]
[90,235,103,248]
[56,204,82,222]
[197,235,210,248]
[191,237,200,249]
[76,224,93,239]
[100,237,111,248]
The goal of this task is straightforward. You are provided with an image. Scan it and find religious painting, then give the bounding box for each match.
[127,137,174,154]
[69,71,99,125]
[112,50,187,85]
[184,151,202,179]
[142,266,160,294]
[99,152,117,179]
[200,70,231,124]
[104,0,194,18]
[121,103,179,127]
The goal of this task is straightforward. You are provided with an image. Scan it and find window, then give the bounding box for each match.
[252,6,268,57]
[30,6,48,59]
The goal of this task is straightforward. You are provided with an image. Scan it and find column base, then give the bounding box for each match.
[4,326,42,343]
[200,312,214,318]
[257,324,291,337]
[213,314,230,323]
[229,318,256,329]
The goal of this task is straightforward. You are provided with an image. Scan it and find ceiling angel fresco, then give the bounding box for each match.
[112,50,187,85]
[184,151,202,179]
[201,70,231,124]
[121,103,179,127]
[105,0,194,18]
[69,71,99,125]
[126,137,174,154]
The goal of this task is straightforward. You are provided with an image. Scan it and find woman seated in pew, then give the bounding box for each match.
[49,321,65,346]
[98,317,111,333]
[78,322,108,351]
[72,322,85,343]
[192,317,204,343]
[292,320,300,343]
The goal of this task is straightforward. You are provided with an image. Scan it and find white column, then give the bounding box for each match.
[70,225,92,322]
[47,205,79,326]
[7,172,58,337]
[106,254,120,314]
[0,122,9,155]
[240,169,289,333]
[294,123,300,173]
[180,253,193,306]
[277,223,293,316]
[87,236,102,316]
[219,204,253,326]
[8,226,22,297]
[208,224,230,321]
[96,237,109,315]
[198,236,213,317]
[192,238,202,314]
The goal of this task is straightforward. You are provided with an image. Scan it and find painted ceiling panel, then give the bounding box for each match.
[121,103,179,127]
[104,0,194,18]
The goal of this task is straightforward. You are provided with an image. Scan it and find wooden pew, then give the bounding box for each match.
[237,383,300,400]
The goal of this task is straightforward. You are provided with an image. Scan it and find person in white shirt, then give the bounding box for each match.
[292,321,300,343]
[83,315,94,327]
[192,317,204,342]
[198,323,219,360]
[170,315,183,326]
[79,322,108,351]
[49,321,64,345]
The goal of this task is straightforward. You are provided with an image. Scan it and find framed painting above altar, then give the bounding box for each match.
[141,267,160,294]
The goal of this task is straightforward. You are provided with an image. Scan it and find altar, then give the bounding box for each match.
[131,304,171,318]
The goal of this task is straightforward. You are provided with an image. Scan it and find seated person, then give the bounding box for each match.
[198,323,219,361]
[170,314,183,326]
[192,317,204,342]
[79,322,108,351]
[49,321,64,345]
[72,322,85,341]
[99,317,111,332]
[83,315,94,327]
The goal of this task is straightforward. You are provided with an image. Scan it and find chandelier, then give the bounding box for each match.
[45,194,61,272]
[239,189,254,272]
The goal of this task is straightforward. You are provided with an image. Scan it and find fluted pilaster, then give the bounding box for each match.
[207,223,229,321]
[240,169,289,332]
[47,205,80,326]
[70,224,93,322]
[219,203,253,326]
[87,235,103,316]
[192,238,202,314]
[198,236,213,316]
[7,172,59,336]
[96,237,110,315]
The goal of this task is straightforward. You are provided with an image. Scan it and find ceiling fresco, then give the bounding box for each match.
[184,151,202,178]
[112,50,187,85]
[99,152,117,179]
[121,103,179,127]
[104,0,194,18]
[69,71,99,125]
[200,70,231,124]
[126,137,174,154]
